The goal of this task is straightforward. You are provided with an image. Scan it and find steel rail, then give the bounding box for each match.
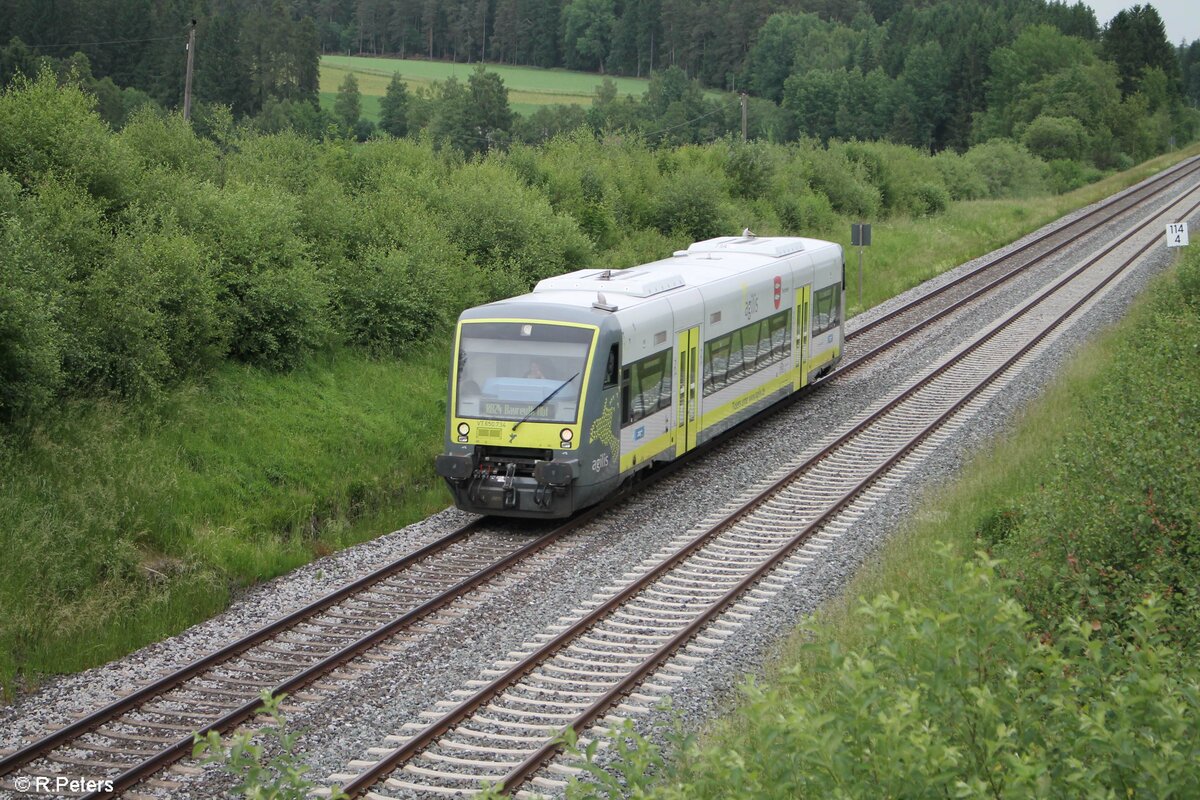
[342,188,1200,799]
[0,518,486,777]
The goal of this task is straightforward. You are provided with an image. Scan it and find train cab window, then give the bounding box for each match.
[603,344,619,388]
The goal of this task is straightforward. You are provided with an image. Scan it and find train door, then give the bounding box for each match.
[675,326,700,455]
[794,285,811,390]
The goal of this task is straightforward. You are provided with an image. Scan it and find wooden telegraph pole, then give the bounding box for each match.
[740,93,748,141]
[183,19,196,120]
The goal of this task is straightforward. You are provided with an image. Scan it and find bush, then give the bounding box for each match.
[1045,158,1101,194]
[651,167,726,240]
[931,150,988,200]
[773,191,837,234]
[1021,114,1089,162]
[962,138,1047,198]
[0,265,63,423]
[909,181,950,215]
[798,143,881,218]
[229,266,330,370]
[117,106,220,179]
[723,139,774,200]
[335,220,478,355]
[441,160,592,291]
[992,281,1200,644]
[1180,246,1200,311]
[0,69,132,205]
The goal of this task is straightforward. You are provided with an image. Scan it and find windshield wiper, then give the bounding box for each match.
[512,372,579,433]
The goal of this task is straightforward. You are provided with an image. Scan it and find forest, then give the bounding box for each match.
[1,1,1199,161]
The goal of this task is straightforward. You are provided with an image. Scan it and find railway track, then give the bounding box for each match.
[324,181,1200,798]
[1,158,1196,799]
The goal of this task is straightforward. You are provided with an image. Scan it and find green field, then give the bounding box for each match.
[320,55,653,120]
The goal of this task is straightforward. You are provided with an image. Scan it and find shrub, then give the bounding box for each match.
[440,160,592,291]
[1021,114,1089,162]
[0,263,63,423]
[909,181,950,216]
[962,138,1047,198]
[649,556,1200,800]
[117,106,220,179]
[931,150,988,201]
[651,167,726,241]
[335,223,478,355]
[1180,245,1200,311]
[0,69,132,205]
[723,139,774,200]
[798,143,881,218]
[1045,158,1101,194]
[773,191,837,235]
[229,266,330,370]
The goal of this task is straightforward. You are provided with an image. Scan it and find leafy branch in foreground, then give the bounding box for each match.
[192,690,348,800]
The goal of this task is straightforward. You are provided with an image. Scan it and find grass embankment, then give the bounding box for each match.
[319,55,653,120]
[0,348,449,695]
[2,144,1197,702]
[836,145,1200,316]
[630,237,1200,797]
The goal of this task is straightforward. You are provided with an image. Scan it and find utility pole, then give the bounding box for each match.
[740,93,748,141]
[183,19,196,121]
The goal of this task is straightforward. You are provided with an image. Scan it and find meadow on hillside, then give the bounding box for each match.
[320,55,652,119]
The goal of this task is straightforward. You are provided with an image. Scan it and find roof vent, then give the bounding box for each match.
[535,269,685,297]
[593,292,618,312]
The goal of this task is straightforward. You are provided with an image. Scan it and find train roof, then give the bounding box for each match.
[471,235,839,319]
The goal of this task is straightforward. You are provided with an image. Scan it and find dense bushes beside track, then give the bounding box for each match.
[3,71,1071,427]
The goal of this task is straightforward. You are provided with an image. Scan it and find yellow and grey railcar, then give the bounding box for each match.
[435,234,845,517]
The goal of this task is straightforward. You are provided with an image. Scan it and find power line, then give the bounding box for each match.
[643,103,733,140]
[20,35,179,51]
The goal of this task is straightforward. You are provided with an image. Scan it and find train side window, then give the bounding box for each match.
[705,334,732,396]
[621,351,671,425]
[813,286,836,335]
[621,366,632,424]
[769,311,789,361]
[603,343,619,388]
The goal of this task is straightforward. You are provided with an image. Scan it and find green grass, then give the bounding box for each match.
[320,55,653,122]
[0,346,452,697]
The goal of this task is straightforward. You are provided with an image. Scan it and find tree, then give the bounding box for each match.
[562,0,615,72]
[468,65,512,152]
[379,73,409,137]
[1101,5,1180,97]
[334,71,361,131]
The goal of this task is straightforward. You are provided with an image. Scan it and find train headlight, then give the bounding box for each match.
[560,428,573,442]
[457,422,470,436]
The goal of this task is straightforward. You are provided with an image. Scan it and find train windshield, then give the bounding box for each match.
[455,322,594,423]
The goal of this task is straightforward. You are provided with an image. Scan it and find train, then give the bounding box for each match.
[434,233,846,517]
